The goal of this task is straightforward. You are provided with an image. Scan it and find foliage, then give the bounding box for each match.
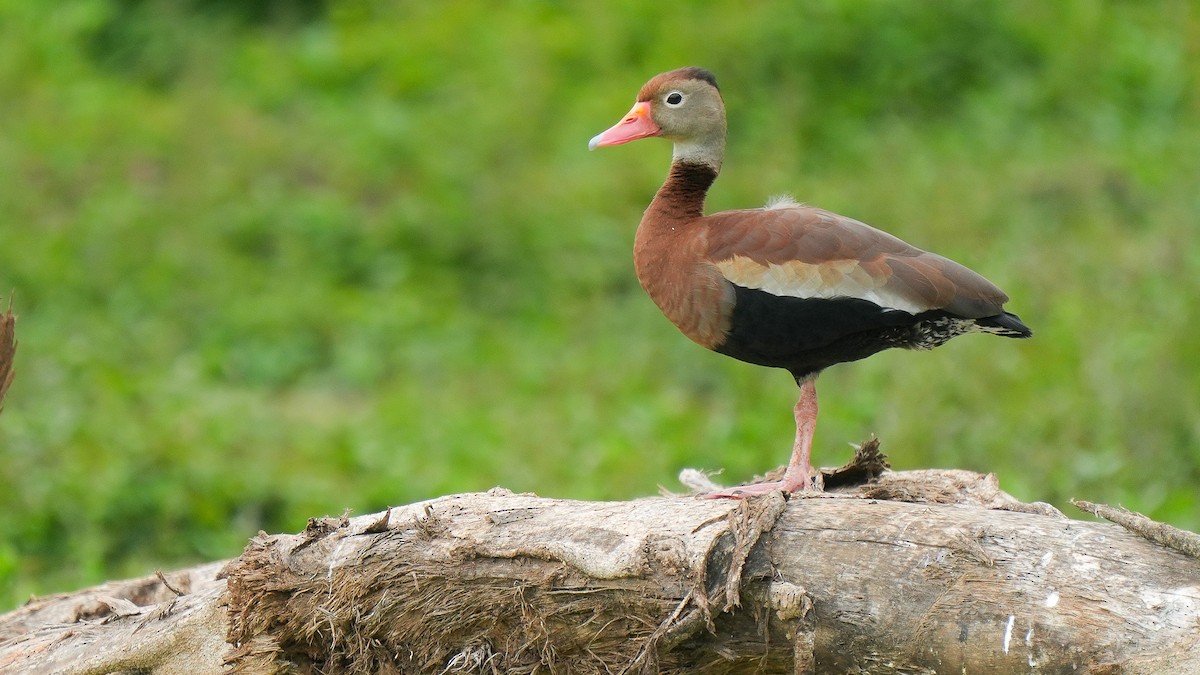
[0,0,1197,608]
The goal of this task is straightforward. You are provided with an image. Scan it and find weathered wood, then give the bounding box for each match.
[0,562,228,674]
[1,471,1198,674]
[1073,498,1200,559]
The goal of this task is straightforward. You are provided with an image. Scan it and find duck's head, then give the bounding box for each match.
[589,67,726,170]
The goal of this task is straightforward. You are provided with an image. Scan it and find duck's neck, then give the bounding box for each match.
[647,159,719,223]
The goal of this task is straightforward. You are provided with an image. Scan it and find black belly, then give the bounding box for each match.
[713,284,964,381]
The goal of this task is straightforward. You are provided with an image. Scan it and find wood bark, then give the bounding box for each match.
[2,463,1198,674]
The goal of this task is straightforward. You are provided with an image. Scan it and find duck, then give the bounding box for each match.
[589,67,1031,498]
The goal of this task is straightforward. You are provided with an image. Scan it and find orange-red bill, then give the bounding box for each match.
[588,101,660,150]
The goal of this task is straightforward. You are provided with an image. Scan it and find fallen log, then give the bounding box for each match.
[2,459,1198,674]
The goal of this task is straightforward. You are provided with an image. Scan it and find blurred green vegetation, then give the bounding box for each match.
[1,0,1197,609]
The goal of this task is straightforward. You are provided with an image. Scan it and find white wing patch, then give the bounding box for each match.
[715,256,928,314]
[763,194,804,210]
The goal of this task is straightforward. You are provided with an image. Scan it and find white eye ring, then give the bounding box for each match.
[664,91,685,107]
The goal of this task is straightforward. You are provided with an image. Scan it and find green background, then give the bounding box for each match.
[1,0,1197,609]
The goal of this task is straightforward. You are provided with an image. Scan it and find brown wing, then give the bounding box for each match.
[703,205,1011,318]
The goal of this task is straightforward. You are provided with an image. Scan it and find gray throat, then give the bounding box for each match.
[671,137,725,174]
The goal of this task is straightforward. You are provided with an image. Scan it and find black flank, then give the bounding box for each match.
[714,284,1021,381]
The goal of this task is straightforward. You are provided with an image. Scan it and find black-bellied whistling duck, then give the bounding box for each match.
[589,67,1031,498]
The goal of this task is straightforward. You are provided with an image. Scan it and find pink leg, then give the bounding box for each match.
[781,378,819,490]
[705,379,821,499]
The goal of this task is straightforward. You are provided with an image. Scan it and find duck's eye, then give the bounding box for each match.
[665,91,684,107]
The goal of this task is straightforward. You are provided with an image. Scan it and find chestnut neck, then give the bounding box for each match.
[646,160,719,224]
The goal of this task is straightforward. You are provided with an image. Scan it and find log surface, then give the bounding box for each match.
[1,471,1198,674]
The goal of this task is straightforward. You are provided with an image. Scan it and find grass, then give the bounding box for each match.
[0,0,1197,609]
